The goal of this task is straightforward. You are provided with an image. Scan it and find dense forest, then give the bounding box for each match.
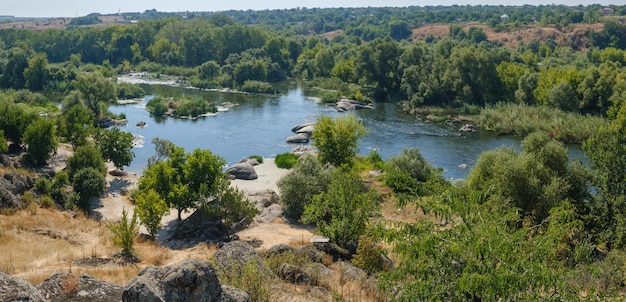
[2,4,626,300]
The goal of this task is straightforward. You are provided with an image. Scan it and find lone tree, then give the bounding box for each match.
[23,118,57,166]
[302,167,381,248]
[74,72,116,121]
[94,127,135,171]
[134,189,169,238]
[312,114,368,167]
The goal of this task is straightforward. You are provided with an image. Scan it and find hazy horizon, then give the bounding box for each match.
[3,0,620,18]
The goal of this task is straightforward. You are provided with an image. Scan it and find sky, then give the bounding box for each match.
[2,0,620,18]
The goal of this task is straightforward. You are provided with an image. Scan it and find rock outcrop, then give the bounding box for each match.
[38,273,123,302]
[278,263,310,284]
[213,241,262,273]
[0,270,47,302]
[285,133,310,144]
[335,99,374,112]
[122,259,239,302]
[226,162,258,180]
[247,190,283,224]
[295,125,315,137]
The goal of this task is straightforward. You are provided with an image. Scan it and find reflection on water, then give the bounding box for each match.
[109,81,583,180]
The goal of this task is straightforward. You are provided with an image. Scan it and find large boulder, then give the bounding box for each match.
[122,259,222,302]
[0,270,47,302]
[295,125,315,137]
[266,244,296,258]
[285,134,309,144]
[247,190,282,224]
[335,99,374,112]
[0,186,21,208]
[291,122,316,133]
[219,285,251,302]
[164,208,226,249]
[314,242,351,261]
[38,273,123,302]
[226,162,258,180]
[213,241,262,273]
[278,263,310,284]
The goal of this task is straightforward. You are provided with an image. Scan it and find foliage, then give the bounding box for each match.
[312,114,368,167]
[277,155,332,220]
[480,102,608,143]
[248,155,263,163]
[138,139,226,220]
[58,105,93,149]
[94,127,135,170]
[302,167,380,248]
[71,167,106,212]
[240,80,275,94]
[206,183,259,237]
[116,82,145,99]
[65,144,106,180]
[134,189,169,237]
[214,258,271,302]
[107,207,139,255]
[352,233,389,275]
[384,147,440,193]
[379,187,581,301]
[467,132,590,223]
[22,119,56,166]
[274,152,298,169]
[73,72,116,121]
[0,99,36,144]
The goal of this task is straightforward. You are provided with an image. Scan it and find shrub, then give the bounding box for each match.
[277,155,332,220]
[248,155,264,163]
[214,259,271,302]
[240,80,275,94]
[275,152,299,169]
[34,177,52,195]
[107,207,139,255]
[352,234,388,275]
[134,189,169,238]
[320,91,340,104]
[72,167,106,212]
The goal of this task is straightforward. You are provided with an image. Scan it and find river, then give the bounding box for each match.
[109,80,584,180]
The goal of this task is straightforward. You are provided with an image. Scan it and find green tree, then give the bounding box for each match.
[23,119,57,166]
[302,167,380,248]
[547,82,578,112]
[312,114,368,167]
[277,155,332,220]
[198,60,221,80]
[23,52,49,91]
[94,127,135,170]
[74,72,116,121]
[384,147,442,195]
[0,100,35,144]
[207,183,259,238]
[59,105,93,149]
[66,144,106,180]
[0,130,7,153]
[72,167,106,212]
[134,189,169,237]
[107,207,139,255]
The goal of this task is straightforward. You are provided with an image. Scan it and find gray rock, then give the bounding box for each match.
[278,263,310,284]
[295,125,315,137]
[302,263,335,281]
[218,285,251,302]
[299,245,326,263]
[459,124,475,132]
[331,261,367,282]
[123,259,222,302]
[291,122,316,133]
[0,270,47,302]
[254,203,283,224]
[226,162,258,180]
[307,286,332,301]
[0,186,21,208]
[213,241,262,273]
[266,244,296,257]
[285,134,310,144]
[335,99,374,112]
[314,242,351,261]
[38,273,123,302]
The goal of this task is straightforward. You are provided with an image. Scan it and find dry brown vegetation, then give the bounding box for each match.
[411,22,605,49]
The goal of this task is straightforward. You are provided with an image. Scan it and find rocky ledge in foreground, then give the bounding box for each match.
[0,259,250,302]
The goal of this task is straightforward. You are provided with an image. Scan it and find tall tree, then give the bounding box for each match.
[23,52,49,91]
[74,72,116,121]
[22,118,57,166]
[312,114,368,167]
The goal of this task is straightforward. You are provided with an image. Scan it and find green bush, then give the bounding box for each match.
[34,177,52,195]
[277,155,332,220]
[107,207,139,255]
[116,83,145,99]
[72,167,106,212]
[240,80,275,94]
[248,155,264,163]
[319,91,340,104]
[275,152,299,169]
[214,259,271,302]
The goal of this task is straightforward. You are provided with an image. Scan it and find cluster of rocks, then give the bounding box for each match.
[99,117,129,128]
[226,158,260,180]
[334,98,374,112]
[246,189,282,224]
[0,258,250,302]
[286,122,315,145]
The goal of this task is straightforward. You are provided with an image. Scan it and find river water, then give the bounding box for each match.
[109,81,584,180]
